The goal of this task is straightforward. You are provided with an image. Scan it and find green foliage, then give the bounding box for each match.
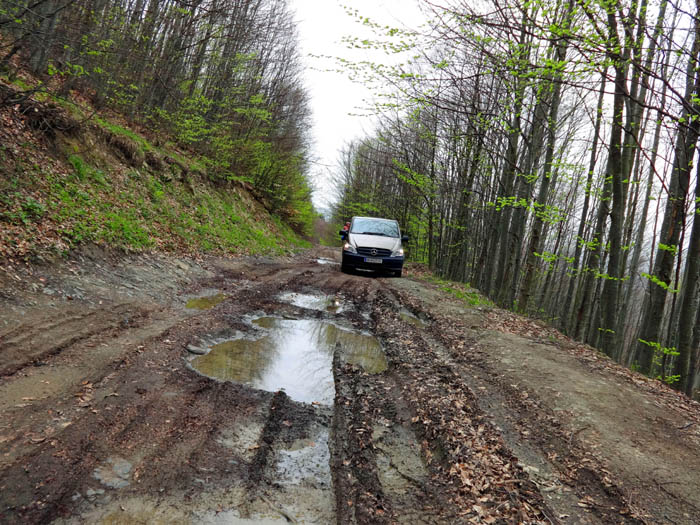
[156,95,215,146]
[50,160,303,253]
[151,89,314,235]
[1,131,307,256]
[103,210,153,248]
[660,374,681,385]
[640,339,681,384]
[2,0,316,246]
[21,196,47,220]
[145,176,165,202]
[424,275,494,307]
[48,61,87,78]
[95,118,153,153]
[69,154,108,185]
[0,192,47,225]
[593,271,629,282]
[640,272,679,293]
[69,154,89,180]
[657,243,678,256]
[392,159,436,197]
[640,338,678,356]
[490,195,530,211]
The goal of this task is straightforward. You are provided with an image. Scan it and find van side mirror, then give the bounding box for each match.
[401,235,409,242]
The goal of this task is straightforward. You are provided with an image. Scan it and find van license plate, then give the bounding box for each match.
[365,257,382,264]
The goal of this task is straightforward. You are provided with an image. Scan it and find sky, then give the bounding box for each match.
[289,0,425,214]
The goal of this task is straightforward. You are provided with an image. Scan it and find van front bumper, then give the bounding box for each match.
[341,252,404,271]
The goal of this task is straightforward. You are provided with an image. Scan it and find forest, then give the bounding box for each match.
[0,0,314,232]
[332,0,700,395]
[2,0,698,395]
[2,2,700,522]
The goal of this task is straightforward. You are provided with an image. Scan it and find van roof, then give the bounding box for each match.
[352,216,397,222]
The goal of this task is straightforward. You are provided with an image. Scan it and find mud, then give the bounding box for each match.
[185,293,227,310]
[1,245,699,524]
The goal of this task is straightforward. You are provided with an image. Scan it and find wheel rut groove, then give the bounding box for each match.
[0,303,149,377]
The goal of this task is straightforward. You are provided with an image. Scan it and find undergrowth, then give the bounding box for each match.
[422,275,494,307]
[0,128,309,258]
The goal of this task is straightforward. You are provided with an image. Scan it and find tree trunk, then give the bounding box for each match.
[598,8,628,357]
[636,5,700,373]
[518,1,572,309]
[563,74,606,334]
[676,164,700,392]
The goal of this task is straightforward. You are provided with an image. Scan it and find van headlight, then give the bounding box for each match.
[391,247,404,257]
[343,242,356,254]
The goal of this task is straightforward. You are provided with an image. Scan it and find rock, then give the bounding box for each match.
[521,464,540,476]
[85,488,105,498]
[186,344,207,355]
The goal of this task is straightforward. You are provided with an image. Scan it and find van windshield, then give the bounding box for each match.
[351,218,399,238]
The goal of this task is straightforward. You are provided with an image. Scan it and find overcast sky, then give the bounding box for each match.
[289,0,424,213]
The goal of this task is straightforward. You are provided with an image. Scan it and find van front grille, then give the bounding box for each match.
[357,247,392,257]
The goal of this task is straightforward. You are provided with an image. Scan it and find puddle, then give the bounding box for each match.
[93,456,132,489]
[275,426,331,487]
[186,293,227,310]
[199,513,290,524]
[399,308,428,327]
[191,318,386,404]
[277,292,345,314]
[316,258,336,265]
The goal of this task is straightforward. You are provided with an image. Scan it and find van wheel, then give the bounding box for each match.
[341,264,350,274]
[395,269,402,278]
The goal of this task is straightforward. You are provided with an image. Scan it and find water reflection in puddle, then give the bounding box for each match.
[186,293,227,310]
[316,258,336,265]
[191,318,386,404]
[277,292,345,314]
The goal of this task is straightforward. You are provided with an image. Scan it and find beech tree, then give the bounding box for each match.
[332,0,700,393]
[0,0,314,231]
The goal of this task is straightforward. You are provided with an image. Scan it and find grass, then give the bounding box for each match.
[2,150,306,257]
[0,191,46,225]
[39,153,304,253]
[94,118,208,175]
[422,275,494,308]
[95,117,154,152]
[0,89,309,258]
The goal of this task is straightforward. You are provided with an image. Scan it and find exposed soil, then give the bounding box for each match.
[1,246,699,524]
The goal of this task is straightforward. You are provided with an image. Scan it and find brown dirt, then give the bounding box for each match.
[1,246,698,524]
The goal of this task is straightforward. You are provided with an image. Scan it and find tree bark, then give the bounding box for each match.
[636,5,700,373]
[676,163,700,392]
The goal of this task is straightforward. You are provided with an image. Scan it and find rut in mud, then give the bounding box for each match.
[1,246,700,524]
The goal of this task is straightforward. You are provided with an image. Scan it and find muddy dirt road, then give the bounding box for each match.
[1,247,699,524]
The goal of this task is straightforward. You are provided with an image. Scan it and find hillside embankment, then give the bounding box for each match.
[0,79,308,263]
